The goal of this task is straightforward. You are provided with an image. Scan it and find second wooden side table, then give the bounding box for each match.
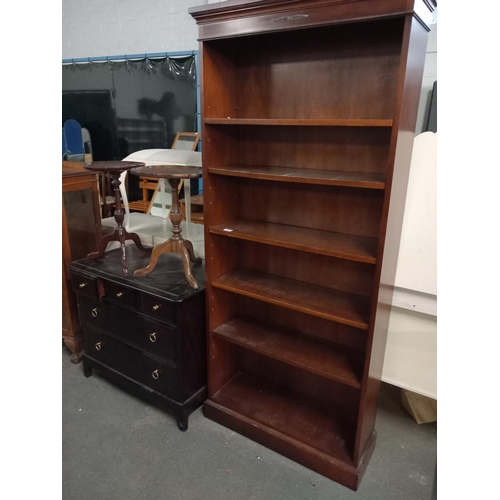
[130,165,203,288]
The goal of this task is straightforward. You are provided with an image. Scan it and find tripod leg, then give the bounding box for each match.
[125,230,152,253]
[87,232,118,259]
[176,243,198,289]
[134,239,174,277]
[182,239,202,265]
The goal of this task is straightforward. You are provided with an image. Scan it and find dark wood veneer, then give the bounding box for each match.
[70,247,207,431]
[209,373,356,464]
[190,0,433,490]
[208,166,386,189]
[213,316,364,387]
[210,219,379,263]
[204,118,393,127]
[213,268,371,330]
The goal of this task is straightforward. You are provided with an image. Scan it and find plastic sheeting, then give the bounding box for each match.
[62,56,197,162]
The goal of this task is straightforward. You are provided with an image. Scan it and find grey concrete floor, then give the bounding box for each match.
[62,344,437,500]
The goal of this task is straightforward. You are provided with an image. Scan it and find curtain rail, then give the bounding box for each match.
[62,50,197,64]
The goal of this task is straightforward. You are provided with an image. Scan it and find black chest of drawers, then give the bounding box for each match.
[69,246,207,431]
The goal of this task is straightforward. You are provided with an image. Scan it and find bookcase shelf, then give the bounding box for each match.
[207,373,357,465]
[210,219,379,263]
[190,0,434,490]
[213,316,364,387]
[212,268,371,330]
[207,166,387,189]
[204,118,393,127]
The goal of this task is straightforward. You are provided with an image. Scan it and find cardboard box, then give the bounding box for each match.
[401,389,437,424]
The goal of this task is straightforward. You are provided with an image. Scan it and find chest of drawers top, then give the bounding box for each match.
[69,245,206,308]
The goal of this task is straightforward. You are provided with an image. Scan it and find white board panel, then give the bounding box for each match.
[395,131,437,296]
[382,307,437,399]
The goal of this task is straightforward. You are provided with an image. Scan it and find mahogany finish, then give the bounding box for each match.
[130,165,203,287]
[83,161,151,274]
[190,0,434,490]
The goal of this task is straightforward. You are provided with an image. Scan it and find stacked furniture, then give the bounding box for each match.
[189,0,435,490]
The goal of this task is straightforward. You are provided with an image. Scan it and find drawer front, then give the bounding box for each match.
[139,293,176,325]
[71,271,99,299]
[105,280,137,309]
[78,295,178,364]
[85,327,180,400]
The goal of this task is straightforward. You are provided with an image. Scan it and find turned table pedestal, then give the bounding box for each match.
[83,161,151,274]
[130,165,203,288]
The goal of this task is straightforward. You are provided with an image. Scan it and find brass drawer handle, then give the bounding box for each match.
[153,304,161,311]
[95,342,102,351]
[152,369,160,380]
[79,282,87,288]
[116,292,124,298]
[91,308,98,317]
[149,332,157,343]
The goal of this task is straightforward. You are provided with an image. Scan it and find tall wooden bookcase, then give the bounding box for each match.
[190,0,435,490]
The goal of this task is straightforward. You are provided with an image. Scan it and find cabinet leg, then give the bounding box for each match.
[83,358,92,378]
[177,411,188,432]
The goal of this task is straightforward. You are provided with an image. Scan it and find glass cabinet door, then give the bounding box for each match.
[63,187,100,262]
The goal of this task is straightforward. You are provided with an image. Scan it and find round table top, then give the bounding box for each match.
[131,165,202,179]
[83,161,146,173]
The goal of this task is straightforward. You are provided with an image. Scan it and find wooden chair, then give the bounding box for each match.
[170,132,200,151]
[128,132,200,214]
[117,150,202,240]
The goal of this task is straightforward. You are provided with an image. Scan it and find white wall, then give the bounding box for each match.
[62,0,436,88]
[62,0,211,59]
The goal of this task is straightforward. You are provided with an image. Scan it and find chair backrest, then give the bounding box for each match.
[82,127,93,162]
[119,171,131,227]
[171,132,200,151]
[63,119,85,161]
[62,129,67,159]
[149,179,183,218]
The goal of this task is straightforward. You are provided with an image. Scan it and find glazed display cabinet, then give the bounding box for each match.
[62,161,102,363]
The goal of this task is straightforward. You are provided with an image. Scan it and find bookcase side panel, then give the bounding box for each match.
[354,15,430,464]
[202,43,240,119]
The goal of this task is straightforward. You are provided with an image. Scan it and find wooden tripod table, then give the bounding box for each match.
[83,161,151,274]
[130,165,203,288]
